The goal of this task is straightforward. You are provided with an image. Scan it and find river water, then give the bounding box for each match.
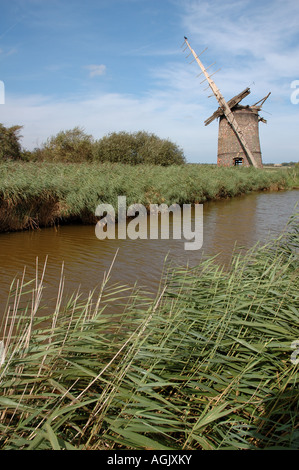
[0,189,298,316]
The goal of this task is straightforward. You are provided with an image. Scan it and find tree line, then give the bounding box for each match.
[0,124,186,166]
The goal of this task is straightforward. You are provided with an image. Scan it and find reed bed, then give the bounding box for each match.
[0,211,298,450]
[0,161,298,232]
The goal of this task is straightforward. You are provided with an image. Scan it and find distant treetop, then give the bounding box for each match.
[24,128,186,165]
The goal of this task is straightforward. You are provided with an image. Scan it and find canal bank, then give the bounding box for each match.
[0,162,298,233]
[0,188,298,316]
[0,203,298,450]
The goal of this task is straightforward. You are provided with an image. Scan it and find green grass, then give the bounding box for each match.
[0,161,298,232]
[0,210,298,450]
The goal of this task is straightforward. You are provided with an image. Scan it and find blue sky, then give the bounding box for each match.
[0,0,298,163]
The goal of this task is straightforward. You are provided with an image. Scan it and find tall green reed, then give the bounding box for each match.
[0,211,298,450]
[0,162,298,232]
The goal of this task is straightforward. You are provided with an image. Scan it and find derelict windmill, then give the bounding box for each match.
[182,37,271,168]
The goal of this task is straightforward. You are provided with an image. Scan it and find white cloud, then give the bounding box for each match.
[85,64,107,78]
[1,0,298,165]
[168,0,299,163]
[3,82,297,165]
[2,90,214,161]
[0,46,18,57]
[182,0,299,55]
[180,0,299,83]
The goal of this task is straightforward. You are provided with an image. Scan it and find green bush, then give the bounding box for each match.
[0,123,23,161]
[28,129,185,165]
[37,127,95,163]
[94,131,186,166]
[94,131,138,164]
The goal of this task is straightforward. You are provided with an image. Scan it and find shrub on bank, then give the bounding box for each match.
[0,123,23,161]
[22,128,186,166]
[33,127,95,163]
[94,131,186,166]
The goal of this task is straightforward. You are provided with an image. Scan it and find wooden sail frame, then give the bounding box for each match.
[183,38,260,168]
[204,87,251,126]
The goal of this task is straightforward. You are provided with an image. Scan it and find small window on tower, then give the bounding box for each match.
[234,158,243,166]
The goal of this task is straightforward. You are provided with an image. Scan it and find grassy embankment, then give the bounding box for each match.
[0,161,298,232]
[0,210,298,450]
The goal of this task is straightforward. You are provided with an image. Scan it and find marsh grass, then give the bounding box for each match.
[0,210,298,450]
[0,161,298,232]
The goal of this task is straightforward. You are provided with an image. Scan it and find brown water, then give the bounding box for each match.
[0,189,298,316]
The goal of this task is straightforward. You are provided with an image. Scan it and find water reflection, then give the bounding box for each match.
[0,190,298,315]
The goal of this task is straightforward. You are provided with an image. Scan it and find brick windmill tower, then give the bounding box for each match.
[183,38,270,168]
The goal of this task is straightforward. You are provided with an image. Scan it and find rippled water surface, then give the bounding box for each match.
[0,189,298,315]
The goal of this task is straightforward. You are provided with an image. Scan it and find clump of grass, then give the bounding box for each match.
[0,211,298,450]
[0,161,298,232]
